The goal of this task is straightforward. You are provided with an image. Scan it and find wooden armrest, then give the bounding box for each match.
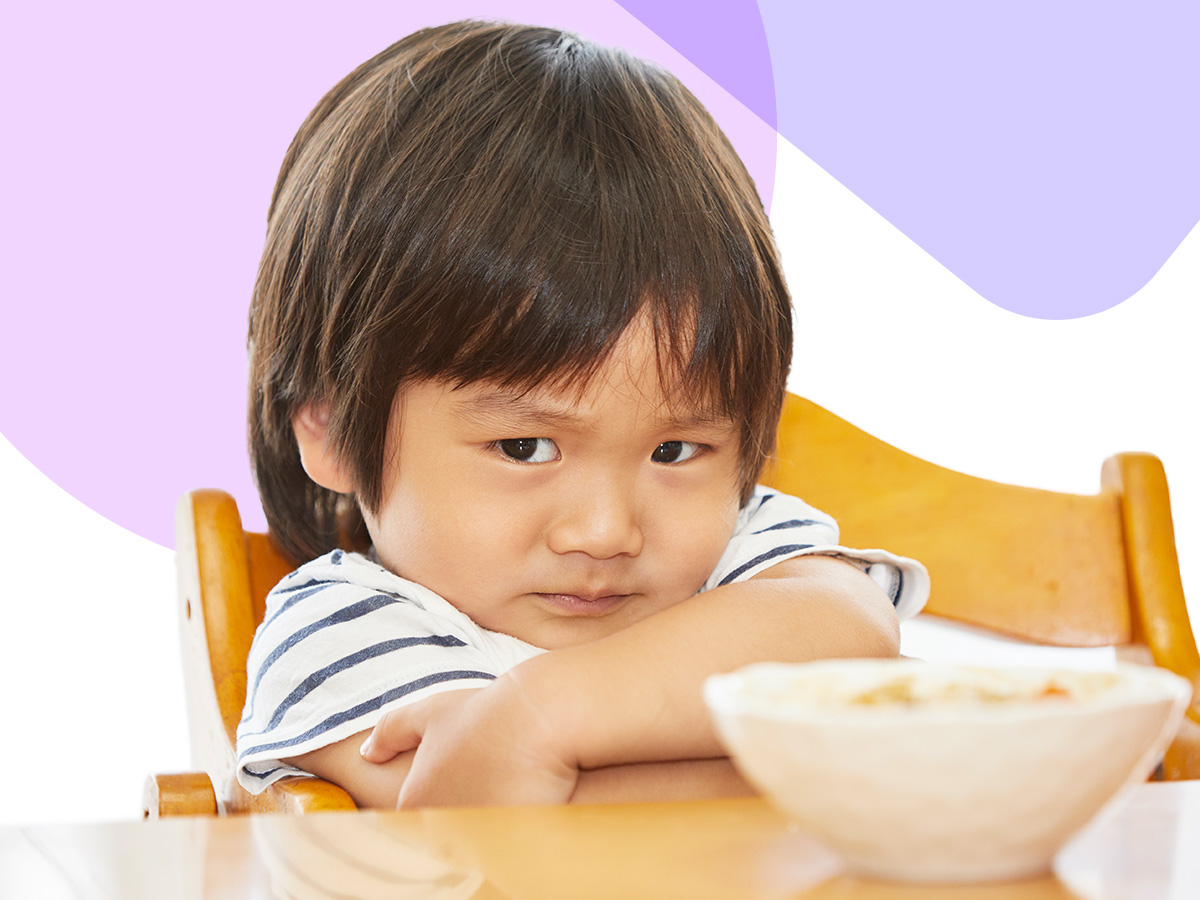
[143,772,219,818]
[145,772,356,817]
[248,776,358,814]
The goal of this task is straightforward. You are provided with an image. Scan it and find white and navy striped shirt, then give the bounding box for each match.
[236,486,928,793]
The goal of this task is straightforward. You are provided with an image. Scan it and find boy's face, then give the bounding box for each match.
[363,316,743,650]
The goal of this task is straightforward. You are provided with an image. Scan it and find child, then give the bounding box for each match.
[237,20,928,809]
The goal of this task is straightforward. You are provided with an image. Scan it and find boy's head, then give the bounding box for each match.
[249,20,793,566]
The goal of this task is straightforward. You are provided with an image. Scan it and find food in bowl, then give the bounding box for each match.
[744,665,1127,708]
[705,660,1191,883]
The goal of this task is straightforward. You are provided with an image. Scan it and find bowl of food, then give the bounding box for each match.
[704,659,1191,883]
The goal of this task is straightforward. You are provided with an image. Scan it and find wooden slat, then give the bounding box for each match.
[766,394,1132,647]
[1102,453,1200,731]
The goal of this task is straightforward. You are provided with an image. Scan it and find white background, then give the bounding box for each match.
[1,130,1196,827]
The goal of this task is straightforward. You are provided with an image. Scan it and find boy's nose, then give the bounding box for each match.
[546,478,644,560]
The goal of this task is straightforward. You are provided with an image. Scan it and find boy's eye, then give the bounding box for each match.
[496,438,560,464]
[651,441,702,464]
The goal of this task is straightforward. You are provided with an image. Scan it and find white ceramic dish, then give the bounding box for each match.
[705,659,1192,883]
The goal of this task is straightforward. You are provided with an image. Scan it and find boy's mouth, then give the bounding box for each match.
[533,591,631,616]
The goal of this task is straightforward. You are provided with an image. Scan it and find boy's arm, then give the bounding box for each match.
[549,554,899,767]
[285,727,754,809]
[367,553,898,807]
[286,738,417,809]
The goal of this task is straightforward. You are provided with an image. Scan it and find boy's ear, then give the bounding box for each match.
[292,404,356,494]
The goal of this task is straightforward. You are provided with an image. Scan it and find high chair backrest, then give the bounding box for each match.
[770,396,1129,645]
[148,393,1200,816]
[764,394,1199,777]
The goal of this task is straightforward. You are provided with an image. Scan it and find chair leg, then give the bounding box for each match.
[1162,715,1200,781]
[144,772,219,818]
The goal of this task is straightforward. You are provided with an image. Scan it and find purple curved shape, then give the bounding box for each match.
[615,0,776,128]
[616,0,777,209]
[0,0,781,548]
[758,0,1200,319]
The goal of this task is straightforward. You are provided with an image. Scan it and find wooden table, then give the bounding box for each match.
[3,782,1197,899]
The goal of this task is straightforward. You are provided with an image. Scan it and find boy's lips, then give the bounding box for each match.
[533,591,632,616]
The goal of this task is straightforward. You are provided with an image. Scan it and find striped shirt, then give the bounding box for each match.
[236,485,928,793]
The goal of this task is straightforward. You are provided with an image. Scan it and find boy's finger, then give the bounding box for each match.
[360,708,424,762]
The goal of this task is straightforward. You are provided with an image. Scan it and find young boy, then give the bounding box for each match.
[237,20,928,809]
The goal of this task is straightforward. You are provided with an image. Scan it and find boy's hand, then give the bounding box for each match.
[361,676,579,808]
[359,689,481,763]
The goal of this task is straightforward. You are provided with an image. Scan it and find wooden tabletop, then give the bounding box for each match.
[3,782,1197,899]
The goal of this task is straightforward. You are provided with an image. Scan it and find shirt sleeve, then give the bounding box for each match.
[703,486,930,620]
[235,552,509,794]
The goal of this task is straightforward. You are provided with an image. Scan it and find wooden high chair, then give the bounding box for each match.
[145,393,1200,817]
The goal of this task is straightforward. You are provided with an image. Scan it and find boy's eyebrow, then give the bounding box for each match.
[455,393,582,428]
[453,391,735,432]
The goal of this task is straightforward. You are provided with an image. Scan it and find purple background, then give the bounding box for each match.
[0,1,774,546]
[2,0,1196,547]
[755,0,1199,320]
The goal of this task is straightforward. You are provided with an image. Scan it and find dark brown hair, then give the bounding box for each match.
[249,20,793,564]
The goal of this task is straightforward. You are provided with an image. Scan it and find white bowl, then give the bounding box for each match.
[705,659,1191,883]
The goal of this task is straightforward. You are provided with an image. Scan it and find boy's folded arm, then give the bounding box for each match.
[570,758,756,804]
[521,552,899,772]
[286,731,755,809]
